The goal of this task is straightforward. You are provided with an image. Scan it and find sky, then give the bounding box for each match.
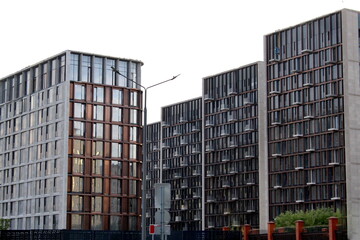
[0,0,359,123]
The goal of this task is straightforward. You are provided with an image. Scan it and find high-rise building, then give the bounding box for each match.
[262,9,360,239]
[203,62,266,229]
[0,50,143,230]
[146,8,360,240]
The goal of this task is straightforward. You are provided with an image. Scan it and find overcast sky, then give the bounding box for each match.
[1,0,359,122]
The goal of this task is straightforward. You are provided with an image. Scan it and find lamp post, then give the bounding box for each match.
[112,67,179,240]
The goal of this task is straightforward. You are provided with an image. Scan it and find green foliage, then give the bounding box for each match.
[275,208,343,227]
[0,218,11,230]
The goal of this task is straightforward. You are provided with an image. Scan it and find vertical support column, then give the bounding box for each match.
[243,224,252,240]
[268,221,275,240]
[329,217,338,240]
[295,220,304,240]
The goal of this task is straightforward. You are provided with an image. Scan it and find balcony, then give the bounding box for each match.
[146,212,151,218]
[221,155,230,162]
[272,153,282,157]
[224,209,231,215]
[247,209,256,213]
[173,129,181,136]
[162,143,170,149]
[329,161,340,166]
[181,181,188,188]
[220,129,230,136]
[222,181,230,188]
[246,181,255,185]
[175,216,182,222]
[245,152,254,159]
[173,151,181,157]
[152,145,160,151]
[153,164,159,170]
[229,141,238,148]
[207,196,215,203]
[295,166,304,170]
[244,99,254,106]
[180,138,188,145]
[220,104,229,111]
[146,193,151,199]
[194,215,201,221]
[191,126,200,132]
[273,185,282,189]
[162,121,169,127]
[293,133,303,138]
[193,192,201,198]
[146,175,151,180]
[271,121,282,126]
[291,68,302,74]
[328,127,339,132]
[228,114,237,122]
[180,160,188,167]
[181,205,188,210]
[206,171,214,177]
[231,221,240,227]
[205,120,214,127]
[174,173,182,179]
[205,145,214,152]
[326,92,338,98]
[331,196,341,201]
[296,199,304,203]
[269,89,281,95]
[175,194,181,200]
[231,195,238,200]
[325,59,337,65]
[162,164,169,170]
[269,57,280,63]
[306,181,316,186]
[244,125,254,132]
[293,100,303,106]
[192,170,201,176]
[192,147,200,154]
[179,116,187,123]
[303,81,314,87]
[229,168,238,174]
[204,94,214,101]
[304,114,314,119]
[228,89,237,96]
[305,148,315,152]
[301,49,313,54]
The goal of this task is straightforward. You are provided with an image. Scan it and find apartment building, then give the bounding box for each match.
[0,50,143,230]
[262,9,360,239]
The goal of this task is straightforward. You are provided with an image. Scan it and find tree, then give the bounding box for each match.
[0,218,11,230]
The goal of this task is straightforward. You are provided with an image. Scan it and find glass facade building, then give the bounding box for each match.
[0,50,143,230]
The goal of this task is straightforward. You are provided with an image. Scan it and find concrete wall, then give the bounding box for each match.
[342,9,360,240]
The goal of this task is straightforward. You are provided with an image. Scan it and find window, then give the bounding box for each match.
[92,160,103,175]
[112,107,122,122]
[74,103,85,118]
[73,158,84,173]
[112,89,123,105]
[111,143,122,158]
[93,57,103,84]
[72,177,84,192]
[129,127,138,141]
[110,216,121,230]
[129,180,136,195]
[111,125,122,140]
[74,85,85,100]
[129,144,137,159]
[110,198,122,213]
[130,91,138,106]
[92,141,103,157]
[111,161,122,176]
[91,196,102,212]
[73,121,85,136]
[91,215,102,230]
[111,179,122,194]
[93,105,104,120]
[73,140,85,155]
[106,59,115,85]
[130,109,138,124]
[81,56,91,82]
[93,123,103,139]
[129,198,137,213]
[70,54,79,81]
[71,214,83,229]
[92,178,103,193]
[93,87,104,102]
[71,195,83,211]
[129,162,137,177]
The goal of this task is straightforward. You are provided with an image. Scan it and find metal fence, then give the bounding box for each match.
[0,230,241,240]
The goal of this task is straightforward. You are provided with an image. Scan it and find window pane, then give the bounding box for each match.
[74,85,85,100]
[92,159,103,175]
[74,121,85,136]
[112,89,123,105]
[93,87,104,102]
[73,158,84,173]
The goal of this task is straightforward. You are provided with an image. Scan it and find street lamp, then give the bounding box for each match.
[112,67,180,240]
